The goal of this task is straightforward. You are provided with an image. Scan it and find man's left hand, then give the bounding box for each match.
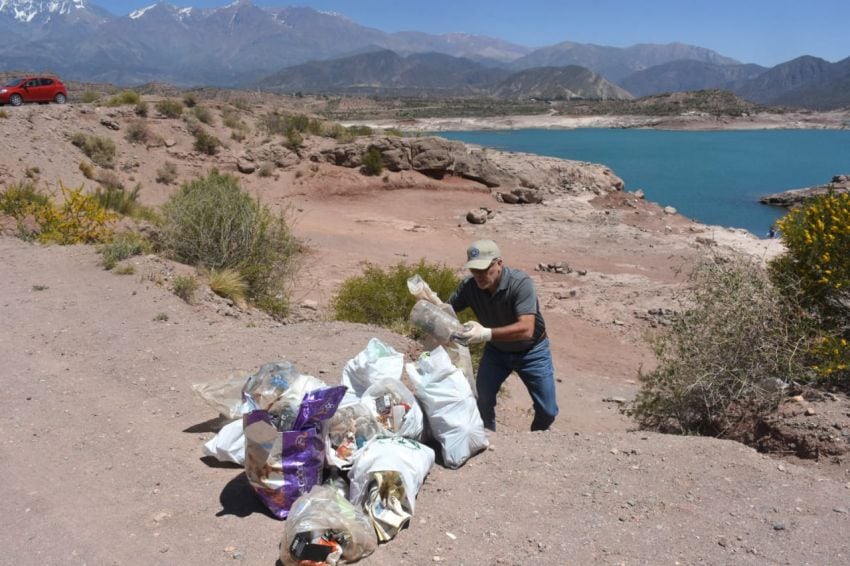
[457,321,492,344]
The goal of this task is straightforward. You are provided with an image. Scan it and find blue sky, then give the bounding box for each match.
[97,0,850,67]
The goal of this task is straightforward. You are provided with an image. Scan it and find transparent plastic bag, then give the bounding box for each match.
[280,484,377,566]
[192,374,250,419]
[324,401,385,470]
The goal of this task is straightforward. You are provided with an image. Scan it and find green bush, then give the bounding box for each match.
[332,260,470,335]
[105,90,140,106]
[193,129,221,155]
[156,162,179,185]
[183,93,198,108]
[135,101,148,117]
[192,105,214,125]
[161,171,301,317]
[627,256,810,437]
[155,99,183,119]
[70,132,116,168]
[771,191,850,381]
[361,146,384,176]
[100,231,150,270]
[0,180,49,216]
[79,91,100,103]
[172,274,199,303]
[125,120,151,145]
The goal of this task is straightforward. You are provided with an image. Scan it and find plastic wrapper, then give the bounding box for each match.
[341,338,405,398]
[406,274,444,305]
[349,436,435,541]
[192,374,250,419]
[280,484,377,566]
[202,418,245,465]
[361,378,424,440]
[406,346,489,469]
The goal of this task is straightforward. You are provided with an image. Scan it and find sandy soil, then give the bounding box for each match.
[1,100,849,565]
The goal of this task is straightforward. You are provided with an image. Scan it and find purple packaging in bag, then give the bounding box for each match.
[244,385,347,519]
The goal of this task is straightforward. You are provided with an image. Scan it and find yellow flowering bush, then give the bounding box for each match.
[772,191,850,381]
[28,182,117,244]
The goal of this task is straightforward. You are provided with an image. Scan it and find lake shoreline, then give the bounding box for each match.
[342,109,850,133]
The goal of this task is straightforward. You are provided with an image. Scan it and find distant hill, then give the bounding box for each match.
[490,66,632,101]
[619,60,767,97]
[259,51,631,101]
[735,56,850,109]
[510,42,739,82]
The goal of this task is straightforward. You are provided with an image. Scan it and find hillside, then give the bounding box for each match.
[1,93,849,564]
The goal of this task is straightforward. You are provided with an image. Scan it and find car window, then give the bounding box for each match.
[40,78,54,86]
[4,78,21,87]
[26,80,39,87]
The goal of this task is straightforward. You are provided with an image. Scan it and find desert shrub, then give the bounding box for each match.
[332,260,470,334]
[156,161,179,185]
[192,105,214,125]
[135,101,148,117]
[70,132,116,168]
[172,274,199,303]
[79,91,100,103]
[183,93,198,108]
[155,99,183,118]
[383,127,403,137]
[27,182,117,244]
[161,171,301,317]
[106,90,140,106]
[79,161,95,179]
[100,230,150,270]
[24,166,40,179]
[771,191,850,381]
[193,128,221,155]
[209,268,247,306]
[0,109,9,119]
[257,162,275,177]
[285,128,303,150]
[361,146,384,176]
[348,125,373,137]
[0,180,49,216]
[125,120,152,145]
[627,256,810,437]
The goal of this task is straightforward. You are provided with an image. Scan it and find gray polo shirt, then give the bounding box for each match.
[448,266,546,353]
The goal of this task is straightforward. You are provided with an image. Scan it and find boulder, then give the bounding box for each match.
[466,209,489,224]
[236,158,256,174]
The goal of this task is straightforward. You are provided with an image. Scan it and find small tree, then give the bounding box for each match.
[361,146,384,176]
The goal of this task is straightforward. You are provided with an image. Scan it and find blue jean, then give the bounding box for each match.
[476,338,559,432]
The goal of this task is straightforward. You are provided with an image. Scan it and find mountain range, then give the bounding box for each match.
[1,0,848,109]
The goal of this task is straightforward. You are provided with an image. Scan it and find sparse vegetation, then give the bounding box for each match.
[361,146,384,176]
[0,180,49,217]
[192,105,214,125]
[79,91,100,104]
[71,132,117,169]
[135,101,149,117]
[105,90,140,107]
[161,171,301,318]
[332,260,470,335]
[192,128,222,155]
[156,162,179,185]
[183,93,198,108]
[24,182,117,244]
[125,120,153,145]
[209,268,248,306]
[0,109,8,119]
[79,161,95,179]
[257,162,275,177]
[627,256,810,437]
[100,231,150,270]
[172,274,199,303]
[155,99,183,119]
[153,312,169,322]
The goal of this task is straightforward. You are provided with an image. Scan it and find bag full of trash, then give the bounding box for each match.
[341,338,405,398]
[324,400,384,470]
[202,417,246,465]
[279,484,377,566]
[405,346,489,469]
[242,361,346,519]
[361,378,424,440]
[192,373,251,419]
[348,436,435,542]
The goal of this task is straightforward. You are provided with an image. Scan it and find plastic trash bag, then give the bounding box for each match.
[407,274,444,305]
[280,484,377,566]
[349,436,435,542]
[202,418,245,465]
[243,361,346,519]
[192,373,250,419]
[324,401,385,470]
[341,338,405,398]
[361,378,424,440]
[406,346,489,469]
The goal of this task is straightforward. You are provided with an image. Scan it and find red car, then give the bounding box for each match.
[0,76,67,106]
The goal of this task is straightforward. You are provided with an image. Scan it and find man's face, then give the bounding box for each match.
[470,258,502,293]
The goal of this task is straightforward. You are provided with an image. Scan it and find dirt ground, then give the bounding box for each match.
[1,100,849,565]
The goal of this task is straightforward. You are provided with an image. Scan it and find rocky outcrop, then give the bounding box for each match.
[760,174,850,207]
[313,136,625,198]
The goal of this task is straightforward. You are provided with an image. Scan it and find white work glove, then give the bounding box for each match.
[457,321,492,344]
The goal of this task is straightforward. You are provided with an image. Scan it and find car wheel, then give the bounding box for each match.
[54,93,66,104]
[10,94,23,106]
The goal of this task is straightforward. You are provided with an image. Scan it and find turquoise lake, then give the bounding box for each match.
[437,129,850,237]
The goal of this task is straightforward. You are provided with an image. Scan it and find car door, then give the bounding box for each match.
[23,78,41,102]
[38,78,56,101]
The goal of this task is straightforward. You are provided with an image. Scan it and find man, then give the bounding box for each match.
[450,239,559,432]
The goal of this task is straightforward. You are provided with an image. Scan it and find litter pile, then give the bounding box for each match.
[193,278,489,565]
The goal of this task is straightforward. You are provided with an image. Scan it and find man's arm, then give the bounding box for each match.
[490,313,535,341]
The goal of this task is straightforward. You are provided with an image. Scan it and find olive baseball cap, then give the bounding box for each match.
[465,239,501,270]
